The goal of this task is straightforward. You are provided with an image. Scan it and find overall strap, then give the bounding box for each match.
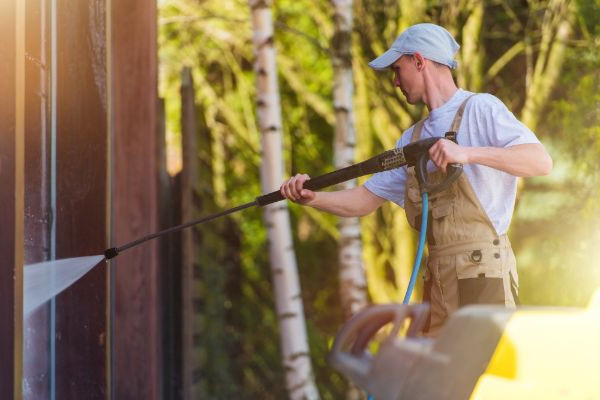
[410,93,477,144]
[448,94,477,134]
[410,118,427,143]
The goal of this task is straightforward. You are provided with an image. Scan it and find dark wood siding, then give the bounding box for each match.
[54,1,109,398]
[23,0,51,397]
[112,0,161,398]
[0,0,21,397]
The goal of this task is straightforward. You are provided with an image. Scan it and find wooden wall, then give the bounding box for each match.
[111,0,161,398]
[1,1,161,398]
[53,0,109,397]
[23,0,51,397]
[0,0,24,398]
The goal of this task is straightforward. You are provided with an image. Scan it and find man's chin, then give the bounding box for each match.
[400,89,418,104]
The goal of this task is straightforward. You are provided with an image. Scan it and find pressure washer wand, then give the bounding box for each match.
[103,147,409,260]
[104,201,257,259]
[104,136,462,261]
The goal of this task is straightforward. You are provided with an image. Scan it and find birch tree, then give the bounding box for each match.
[331,0,368,322]
[332,3,367,398]
[353,0,426,304]
[248,1,320,398]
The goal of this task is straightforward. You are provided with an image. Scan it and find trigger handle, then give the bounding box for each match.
[415,132,463,194]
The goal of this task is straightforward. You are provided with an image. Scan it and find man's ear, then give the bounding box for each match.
[413,52,426,71]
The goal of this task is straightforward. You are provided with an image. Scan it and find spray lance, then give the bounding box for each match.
[104,133,462,263]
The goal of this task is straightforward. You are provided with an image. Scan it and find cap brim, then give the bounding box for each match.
[368,49,402,70]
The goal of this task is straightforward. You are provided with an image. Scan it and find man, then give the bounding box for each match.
[280,23,552,335]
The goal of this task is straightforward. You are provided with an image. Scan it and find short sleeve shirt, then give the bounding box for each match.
[363,89,541,235]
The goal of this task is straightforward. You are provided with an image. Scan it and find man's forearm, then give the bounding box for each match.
[466,143,552,177]
[308,186,385,217]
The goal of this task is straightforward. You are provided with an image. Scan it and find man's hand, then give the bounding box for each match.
[429,141,552,177]
[280,173,316,204]
[280,176,386,216]
[429,139,470,173]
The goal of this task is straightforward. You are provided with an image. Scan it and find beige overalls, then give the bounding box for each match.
[404,96,520,336]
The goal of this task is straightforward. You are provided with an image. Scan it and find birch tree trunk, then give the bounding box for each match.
[331,0,368,321]
[332,3,367,398]
[249,1,320,399]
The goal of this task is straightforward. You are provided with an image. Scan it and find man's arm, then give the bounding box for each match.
[280,173,386,217]
[429,140,553,177]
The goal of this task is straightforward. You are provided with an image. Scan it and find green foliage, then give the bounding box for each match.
[159,0,600,396]
[514,17,600,306]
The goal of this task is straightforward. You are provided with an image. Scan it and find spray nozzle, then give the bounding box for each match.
[104,247,119,260]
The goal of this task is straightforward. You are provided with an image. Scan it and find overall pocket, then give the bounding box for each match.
[429,201,454,245]
[455,249,506,307]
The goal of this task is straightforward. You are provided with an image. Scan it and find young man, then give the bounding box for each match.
[280,23,552,335]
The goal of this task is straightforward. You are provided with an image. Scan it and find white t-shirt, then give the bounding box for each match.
[363,88,541,235]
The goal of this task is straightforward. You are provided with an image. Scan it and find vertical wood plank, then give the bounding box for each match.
[0,1,22,399]
[15,2,26,395]
[111,0,161,398]
[0,0,25,396]
[157,98,183,400]
[0,0,24,398]
[23,0,51,397]
[53,0,108,398]
[180,66,200,399]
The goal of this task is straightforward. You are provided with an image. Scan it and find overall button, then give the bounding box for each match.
[494,253,500,259]
[493,238,500,245]
[470,250,482,263]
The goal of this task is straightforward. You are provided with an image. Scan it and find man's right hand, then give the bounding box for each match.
[280,173,316,205]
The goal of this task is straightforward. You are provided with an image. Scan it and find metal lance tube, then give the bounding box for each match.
[103,136,461,260]
[103,147,410,260]
[104,201,257,259]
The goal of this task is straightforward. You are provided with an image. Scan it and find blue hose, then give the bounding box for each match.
[403,192,428,304]
[367,193,429,400]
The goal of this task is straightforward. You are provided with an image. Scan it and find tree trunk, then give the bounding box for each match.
[332,2,367,398]
[248,1,320,399]
[332,0,368,322]
[521,0,574,130]
[440,0,485,92]
[458,0,484,91]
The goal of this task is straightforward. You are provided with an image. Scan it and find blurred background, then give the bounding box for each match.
[157,0,600,397]
[1,0,598,399]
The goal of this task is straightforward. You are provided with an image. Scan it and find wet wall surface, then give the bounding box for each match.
[20,0,160,398]
[22,1,109,399]
[54,1,108,398]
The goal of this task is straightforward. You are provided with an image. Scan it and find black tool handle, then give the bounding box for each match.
[256,149,406,206]
[414,132,463,194]
[415,154,463,194]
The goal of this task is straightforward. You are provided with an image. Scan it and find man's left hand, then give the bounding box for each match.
[429,139,470,173]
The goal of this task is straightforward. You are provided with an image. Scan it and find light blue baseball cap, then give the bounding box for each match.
[369,23,460,70]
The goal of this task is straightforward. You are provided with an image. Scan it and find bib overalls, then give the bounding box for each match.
[403,96,520,336]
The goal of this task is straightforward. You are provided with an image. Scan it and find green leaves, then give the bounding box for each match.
[159,0,600,395]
